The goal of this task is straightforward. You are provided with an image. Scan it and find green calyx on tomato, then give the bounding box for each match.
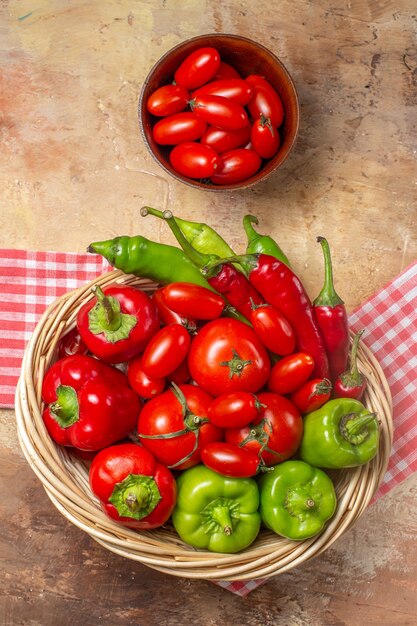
[172,464,261,553]
[108,473,162,520]
[238,418,283,462]
[138,382,209,469]
[258,460,337,540]
[49,384,79,428]
[220,348,252,379]
[88,285,137,343]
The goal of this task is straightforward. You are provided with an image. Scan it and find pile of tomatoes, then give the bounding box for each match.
[146,46,285,184]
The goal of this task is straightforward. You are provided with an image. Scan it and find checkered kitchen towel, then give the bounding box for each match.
[1,249,416,596]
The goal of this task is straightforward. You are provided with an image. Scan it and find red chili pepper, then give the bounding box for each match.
[41,354,141,451]
[77,284,160,363]
[290,377,332,414]
[205,253,330,379]
[89,442,177,530]
[313,237,349,382]
[333,330,367,400]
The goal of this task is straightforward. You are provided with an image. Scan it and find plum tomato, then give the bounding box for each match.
[58,327,88,359]
[169,142,221,179]
[152,112,207,145]
[127,355,165,399]
[200,124,251,154]
[152,287,197,331]
[290,377,332,414]
[141,324,191,379]
[201,442,261,478]
[208,391,264,429]
[191,94,249,131]
[137,383,222,470]
[267,352,315,395]
[210,148,261,185]
[225,391,303,466]
[192,79,253,106]
[161,282,225,320]
[249,304,295,356]
[213,61,241,80]
[147,84,190,117]
[174,47,220,90]
[251,114,281,159]
[188,318,271,396]
[246,75,285,128]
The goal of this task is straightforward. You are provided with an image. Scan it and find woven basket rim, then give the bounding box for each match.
[15,270,394,581]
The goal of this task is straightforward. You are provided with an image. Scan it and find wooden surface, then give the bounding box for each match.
[1,1,416,624]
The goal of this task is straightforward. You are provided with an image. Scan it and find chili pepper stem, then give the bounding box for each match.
[314,237,344,307]
[202,254,258,277]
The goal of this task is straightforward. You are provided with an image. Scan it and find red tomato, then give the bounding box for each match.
[225,392,303,466]
[166,358,190,385]
[200,124,251,154]
[161,282,225,320]
[188,318,271,396]
[246,75,285,128]
[138,383,222,469]
[152,112,207,145]
[210,148,261,185]
[268,353,315,395]
[147,84,190,117]
[208,391,263,429]
[58,327,88,359]
[174,47,220,90]
[251,115,281,159]
[127,355,165,399]
[290,377,332,413]
[213,61,241,80]
[142,324,191,379]
[153,287,197,330]
[191,94,248,130]
[192,79,253,106]
[249,304,295,356]
[201,442,260,477]
[170,142,221,179]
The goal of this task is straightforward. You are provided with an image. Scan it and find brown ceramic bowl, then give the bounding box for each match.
[138,33,299,191]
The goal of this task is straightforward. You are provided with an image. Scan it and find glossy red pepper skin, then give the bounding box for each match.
[41,354,141,451]
[58,327,88,359]
[89,443,177,529]
[313,237,349,382]
[77,284,159,364]
[219,254,330,379]
[207,262,265,319]
[333,330,367,400]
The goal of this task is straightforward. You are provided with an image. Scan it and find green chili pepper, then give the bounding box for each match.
[87,235,213,289]
[141,206,236,259]
[299,398,380,468]
[258,460,337,540]
[172,465,261,553]
[243,214,290,266]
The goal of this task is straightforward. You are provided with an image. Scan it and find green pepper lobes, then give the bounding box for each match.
[300,398,380,468]
[258,460,337,540]
[172,465,261,553]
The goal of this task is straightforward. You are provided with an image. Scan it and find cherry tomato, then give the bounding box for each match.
[191,95,248,130]
[246,75,285,128]
[201,442,260,478]
[188,318,271,396]
[290,377,332,414]
[251,114,281,159]
[153,288,196,330]
[170,142,221,179]
[210,148,261,185]
[213,61,241,80]
[192,79,253,106]
[200,124,251,154]
[138,383,222,469]
[267,352,315,395]
[166,358,190,385]
[161,282,225,320]
[249,304,295,356]
[127,355,165,399]
[174,47,220,90]
[147,84,190,117]
[152,112,207,145]
[208,391,263,429]
[142,324,191,379]
[225,391,303,466]
[58,327,88,359]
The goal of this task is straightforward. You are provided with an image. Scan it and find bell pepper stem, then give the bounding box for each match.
[314,237,344,307]
[211,504,233,535]
[340,412,378,445]
[93,285,120,329]
[49,384,79,428]
[109,474,161,520]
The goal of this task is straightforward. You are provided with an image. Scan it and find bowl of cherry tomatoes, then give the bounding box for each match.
[138,33,299,191]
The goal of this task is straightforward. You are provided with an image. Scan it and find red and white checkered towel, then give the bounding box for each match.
[1,248,416,596]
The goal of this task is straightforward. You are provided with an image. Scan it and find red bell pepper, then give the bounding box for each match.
[77,283,159,363]
[313,237,349,382]
[89,443,177,529]
[206,253,330,378]
[333,330,367,400]
[41,354,141,451]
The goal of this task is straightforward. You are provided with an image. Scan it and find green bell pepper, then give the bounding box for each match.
[258,460,337,540]
[172,465,261,553]
[300,398,379,468]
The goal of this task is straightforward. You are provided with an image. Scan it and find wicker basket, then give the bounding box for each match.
[15,270,394,581]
